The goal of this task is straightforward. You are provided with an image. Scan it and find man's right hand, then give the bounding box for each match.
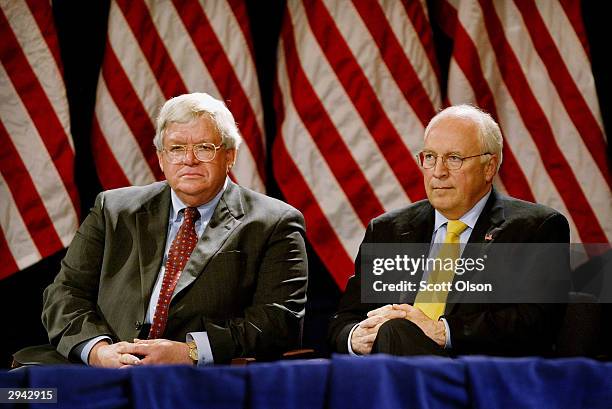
[88,340,142,368]
[350,305,407,355]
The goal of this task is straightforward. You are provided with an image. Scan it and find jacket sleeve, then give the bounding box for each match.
[204,208,308,363]
[42,193,116,359]
[327,221,379,353]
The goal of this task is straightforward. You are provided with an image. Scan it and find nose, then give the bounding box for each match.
[183,146,199,165]
[432,156,448,179]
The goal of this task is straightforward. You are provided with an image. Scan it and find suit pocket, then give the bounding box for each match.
[200,251,250,318]
[216,250,247,274]
[206,251,249,289]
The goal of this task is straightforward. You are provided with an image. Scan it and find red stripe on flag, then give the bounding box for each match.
[281,12,384,226]
[227,0,257,62]
[24,0,63,76]
[0,10,79,213]
[400,0,442,85]
[437,0,536,203]
[0,120,63,257]
[0,231,19,280]
[274,137,355,289]
[558,0,591,59]
[100,45,162,180]
[479,0,606,243]
[273,84,354,289]
[91,116,132,189]
[352,0,438,125]
[172,0,266,181]
[305,0,426,202]
[116,0,187,99]
[513,0,610,187]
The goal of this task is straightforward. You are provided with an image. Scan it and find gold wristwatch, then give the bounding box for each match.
[187,341,198,365]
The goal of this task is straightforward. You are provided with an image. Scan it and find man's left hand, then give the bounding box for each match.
[392,304,446,347]
[119,339,192,365]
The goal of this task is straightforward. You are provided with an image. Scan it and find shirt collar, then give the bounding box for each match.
[433,188,492,233]
[169,177,228,222]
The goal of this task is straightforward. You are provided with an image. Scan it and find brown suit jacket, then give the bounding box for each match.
[38,180,308,364]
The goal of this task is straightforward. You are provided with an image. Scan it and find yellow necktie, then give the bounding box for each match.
[413,220,468,320]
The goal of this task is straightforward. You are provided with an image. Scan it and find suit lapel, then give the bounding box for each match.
[137,184,171,316]
[468,189,505,247]
[400,202,435,244]
[173,181,244,297]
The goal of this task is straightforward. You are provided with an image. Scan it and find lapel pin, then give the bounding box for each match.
[485,233,494,241]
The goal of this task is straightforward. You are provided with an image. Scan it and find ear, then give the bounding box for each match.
[484,154,498,183]
[157,151,164,173]
[225,148,237,173]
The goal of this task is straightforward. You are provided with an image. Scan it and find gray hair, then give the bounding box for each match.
[424,104,503,171]
[154,92,242,151]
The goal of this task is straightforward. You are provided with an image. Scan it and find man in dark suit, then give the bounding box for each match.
[17,92,308,367]
[328,105,568,357]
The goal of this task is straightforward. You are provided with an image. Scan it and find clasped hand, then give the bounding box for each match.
[350,304,446,355]
[88,338,192,368]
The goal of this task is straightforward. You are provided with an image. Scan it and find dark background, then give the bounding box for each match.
[1,0,610,368]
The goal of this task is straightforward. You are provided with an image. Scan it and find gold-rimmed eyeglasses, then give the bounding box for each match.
[417,151,491,170]
[161,143,223,164]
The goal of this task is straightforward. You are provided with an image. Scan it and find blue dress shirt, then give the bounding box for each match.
[75,178,228,365]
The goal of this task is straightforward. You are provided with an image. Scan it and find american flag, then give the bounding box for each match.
[0,1,79,279]
[441,0,610,245]
[0,0,609,286]
[92,0,266,192]
[274,0,610,289]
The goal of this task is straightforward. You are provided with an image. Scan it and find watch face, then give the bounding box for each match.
[189,343,198,362]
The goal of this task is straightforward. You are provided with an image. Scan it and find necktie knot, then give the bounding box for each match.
[183,207,200,224]
[446,220,468,238]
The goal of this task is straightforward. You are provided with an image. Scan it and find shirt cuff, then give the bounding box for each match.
[440,317,452,349]
[74,336,112,365]
[187,332,214,366]
[347,324,362,356]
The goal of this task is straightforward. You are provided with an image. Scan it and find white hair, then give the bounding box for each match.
[424,104,503,171]
[154,92,242,151]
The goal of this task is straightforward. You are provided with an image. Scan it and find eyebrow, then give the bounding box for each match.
[422,149,464,155]
[166,139,219,145]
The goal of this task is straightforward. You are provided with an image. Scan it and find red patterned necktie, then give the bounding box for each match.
[148,207,200,339]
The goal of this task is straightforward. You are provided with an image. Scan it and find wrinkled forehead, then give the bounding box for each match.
[163,115,221,144]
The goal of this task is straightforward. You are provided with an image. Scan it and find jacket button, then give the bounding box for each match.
[135,321,142,330]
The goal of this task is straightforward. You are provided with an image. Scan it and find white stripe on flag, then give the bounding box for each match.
[0,173,41,270]
[1,1,73,150]
[95,78,156,186]
[277,46,364,258]
[276,0,441,287]
[287,0,409,211]
[95,0,265,192]
[0,64,77,246]
[199,0,265,135]
[0,1,78,278]
[534,0,605,132]
[143,0,220,98]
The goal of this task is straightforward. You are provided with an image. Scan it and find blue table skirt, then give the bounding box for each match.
[2,354,611,409]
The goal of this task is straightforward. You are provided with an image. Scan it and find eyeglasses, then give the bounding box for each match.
[161,143,223,164]
[417,151,492,170]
